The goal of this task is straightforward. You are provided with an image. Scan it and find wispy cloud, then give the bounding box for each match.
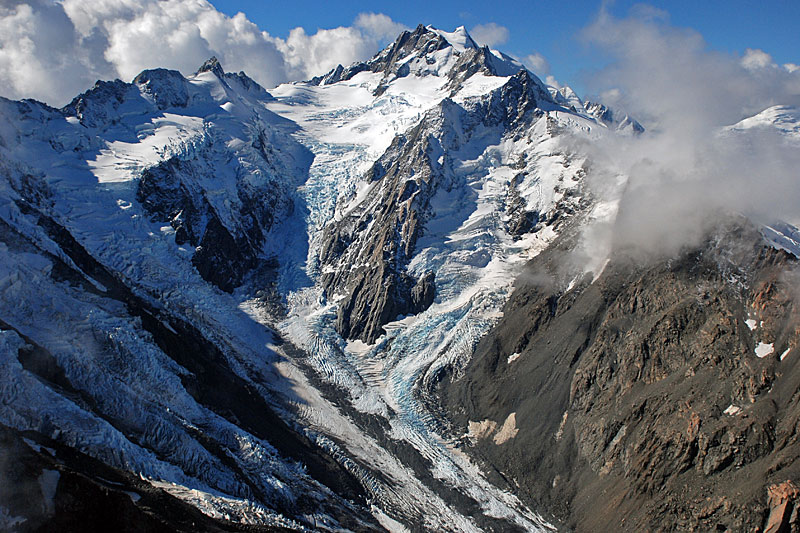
[523,52,550,74]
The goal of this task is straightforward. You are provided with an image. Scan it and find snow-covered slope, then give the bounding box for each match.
[0,57,385,531]
[2,23,798,533]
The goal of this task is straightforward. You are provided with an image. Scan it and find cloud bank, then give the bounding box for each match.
[574,5,800,263]
[0,1,406,106]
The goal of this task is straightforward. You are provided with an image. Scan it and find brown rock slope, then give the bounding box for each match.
[440,220,800,532]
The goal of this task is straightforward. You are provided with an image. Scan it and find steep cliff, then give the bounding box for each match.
[441,219,800,531]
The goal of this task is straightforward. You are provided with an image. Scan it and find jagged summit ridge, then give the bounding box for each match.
[309,23,527,96]
[196,55,225,77]
[62,56,271,128]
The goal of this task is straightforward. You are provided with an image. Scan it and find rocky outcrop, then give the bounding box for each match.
[440,219,800,531]
[505,175,540,237]
[136,153,283,293]
[132,68,191,109]
[61,79,135,128]
[316,115,437,341]
[765,481,800,533]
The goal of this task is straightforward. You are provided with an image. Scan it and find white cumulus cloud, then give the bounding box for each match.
[0,0,407,106]
[741,48,775,70]
[354,12,408,40]
[470,22,509,47]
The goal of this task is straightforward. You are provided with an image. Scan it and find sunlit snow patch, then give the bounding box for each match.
[89,114,205,183]
[755,342,775,358]
[724,405,742,416]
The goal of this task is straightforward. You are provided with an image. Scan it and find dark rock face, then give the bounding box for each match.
[440,220,800,532]
[191,216,258,293]
[411,271,436,311]
[505,175,539,238]
[136,155,281,293]
[61,79,135,128]
[317,71,552,344]
[317,126,432,342]
[316,126,432,343]
[132,68,190,109]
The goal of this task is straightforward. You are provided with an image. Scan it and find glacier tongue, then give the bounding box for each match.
[257,41,599,530]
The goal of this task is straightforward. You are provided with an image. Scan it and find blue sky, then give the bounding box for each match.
[211,0,800,94]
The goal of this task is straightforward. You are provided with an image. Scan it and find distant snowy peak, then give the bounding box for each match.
[63,57,271,128]
[542,85,644,133]
[308,24,659,128]
[727,104,800,139]
[582,100,645,134]
[426,25,479,51]
[761,221,800,258]
[550,85,584,110]
[715,105,800,258]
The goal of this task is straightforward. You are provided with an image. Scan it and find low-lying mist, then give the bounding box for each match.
[569,6,800,269]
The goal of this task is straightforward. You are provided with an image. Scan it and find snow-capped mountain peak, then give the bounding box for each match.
[727,104,800,139]
[195,55,225,77]
[582,100,645,133]
[426,24,479,51]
